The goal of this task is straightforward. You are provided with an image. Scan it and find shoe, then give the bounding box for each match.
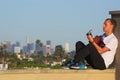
[70,64,87,70]
[62,66,70,69]
[65,60,74,67]
[62,60,74,69]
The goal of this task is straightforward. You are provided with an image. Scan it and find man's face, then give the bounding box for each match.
[103,20,112,32]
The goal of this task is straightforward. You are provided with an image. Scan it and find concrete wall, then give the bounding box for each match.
[109,10,120,80]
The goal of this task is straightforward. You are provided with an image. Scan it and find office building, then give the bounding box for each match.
[45,40,52,56]
[26,36,30,44]
[65,42,70,53]
[14,46,21,54]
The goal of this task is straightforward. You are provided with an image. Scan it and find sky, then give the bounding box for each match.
[0,0,120,51]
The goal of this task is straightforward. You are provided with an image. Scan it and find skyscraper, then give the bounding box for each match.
[65,42,70,53]
[27,43,34,54]
[16,41,20,47]
[45,40,52,56]
[46,40,51,45]
[26,36,30,45]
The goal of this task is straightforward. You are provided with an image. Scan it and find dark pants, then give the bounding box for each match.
[74,41,106,70]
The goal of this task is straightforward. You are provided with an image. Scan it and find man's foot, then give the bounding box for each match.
[62,66,70,69]
[70,64,87,70]
[64,59,74,67]
[62,59,74,69]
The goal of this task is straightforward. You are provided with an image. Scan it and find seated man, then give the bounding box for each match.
[65,18,118,70]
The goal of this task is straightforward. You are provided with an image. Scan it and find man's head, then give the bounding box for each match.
[103,18,116,34]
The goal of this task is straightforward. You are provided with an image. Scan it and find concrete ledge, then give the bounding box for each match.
[0,68,115,74]
[0,69,115,80]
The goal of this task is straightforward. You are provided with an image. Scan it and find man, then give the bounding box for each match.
[65,18,118,70]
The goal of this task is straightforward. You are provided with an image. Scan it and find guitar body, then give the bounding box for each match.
[93,35,105,47]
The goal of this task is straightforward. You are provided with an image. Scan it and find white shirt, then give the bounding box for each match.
[101,33,118,68]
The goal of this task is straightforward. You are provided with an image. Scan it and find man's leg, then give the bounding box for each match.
[86,43,106,70]
[74,41,106,69]
[74,41,90,63]
[63,41,88,68]
[76,41,86,53]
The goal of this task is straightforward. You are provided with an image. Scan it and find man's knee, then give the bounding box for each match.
[76,41,84,46]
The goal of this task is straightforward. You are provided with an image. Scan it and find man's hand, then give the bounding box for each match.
[87,35,94,43]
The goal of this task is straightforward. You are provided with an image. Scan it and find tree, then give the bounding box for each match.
[54,45,66,62]
[45,55,54,63]
[0,46,3,58]
[8,58,17,69]
[2,44,8,64]
[36,40,43,47]
[35,40,43,58]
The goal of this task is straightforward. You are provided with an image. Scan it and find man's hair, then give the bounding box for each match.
[105,18,117,32]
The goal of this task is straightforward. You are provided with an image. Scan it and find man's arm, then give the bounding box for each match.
[87,35,110,54]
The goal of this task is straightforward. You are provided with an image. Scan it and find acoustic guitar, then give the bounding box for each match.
[86,29,105,47]
[93,35,105,47]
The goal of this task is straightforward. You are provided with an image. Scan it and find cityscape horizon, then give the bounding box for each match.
[0,36,72,56]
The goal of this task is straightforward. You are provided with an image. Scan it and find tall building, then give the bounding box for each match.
[11,44,16,53]
[65,42,70,53]
[22,43,34,54]
[27,43,34,54]
[45,40,52,56]
[46,45,51,55]
[16,41,20,47]
[26,36,30,44]
[46,40,51,45]
[43,46,47,56]
[11,42,21,54]
[35,44,42,52]
[22,46,27,53]
[24,36,35,54]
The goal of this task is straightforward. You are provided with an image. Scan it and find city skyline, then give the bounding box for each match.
[0,39,70,54]
[0,0,120,51]
[0,37,70,51]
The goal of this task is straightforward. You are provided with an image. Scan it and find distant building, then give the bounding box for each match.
[22,45,27,53]
[45,40,53,56]
[22,43,34,54]
[35,44,42,52]
[16,41,20,47]
[11,44,16,53]
[26,36,30,44]
[65,42,69,53]
[14,46,21,54]
[51,48,54,55]
[27,43,34,54]
[46,45,51,55]
[42,46,47,56]
[46,40,51,45]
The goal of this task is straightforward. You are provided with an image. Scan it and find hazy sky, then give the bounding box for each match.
[0,0,120,51]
